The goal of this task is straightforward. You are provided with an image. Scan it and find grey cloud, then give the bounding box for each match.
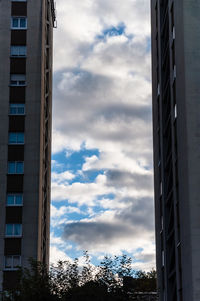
[116,197,154,230]
[106,170,153,190]
[62,198,154,249]
[62,221,130,246]
[136,253,155,263]
[99,104,151,122]
[53,68,152,147]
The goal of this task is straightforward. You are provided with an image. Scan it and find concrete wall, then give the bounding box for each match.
[0,0,53,290]
[0,0,12,291]
[182,1,200,299]
[152,0,200,300]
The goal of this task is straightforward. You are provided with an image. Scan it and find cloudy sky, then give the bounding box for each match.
[50,0,155,271]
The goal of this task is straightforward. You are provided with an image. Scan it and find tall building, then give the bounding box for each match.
[151,1,200,300]
[0,0,56,292]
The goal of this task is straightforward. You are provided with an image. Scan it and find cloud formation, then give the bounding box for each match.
[51,0,154,270]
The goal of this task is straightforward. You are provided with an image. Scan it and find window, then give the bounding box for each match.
[11,17,27,29]
[173,65,176,79]
[5,224,22,237]
[174,104,177,119]
[10,104,25,115]
[7,194,23,206]
[5,256,21,270]
[9,132,24,144]
[162,250,165,266]
[11,46,26,57]
[8,161,24,174]
[157,83,160,96]
[10,74,26,86]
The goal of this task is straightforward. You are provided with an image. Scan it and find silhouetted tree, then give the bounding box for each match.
[3,253,156,301]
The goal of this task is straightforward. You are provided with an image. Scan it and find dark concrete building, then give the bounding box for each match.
[0,0,56,292]
[151,1,200,300]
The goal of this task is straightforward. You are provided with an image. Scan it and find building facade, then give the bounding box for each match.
[151,1,200,300]
[0,0,55,292]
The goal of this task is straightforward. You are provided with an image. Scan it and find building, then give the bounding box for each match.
[123,276,158,301]
[151,1,200,300]
[0,0,56,292]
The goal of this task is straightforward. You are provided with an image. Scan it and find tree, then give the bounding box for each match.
[4,253,156,301]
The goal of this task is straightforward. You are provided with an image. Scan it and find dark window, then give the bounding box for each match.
[7,175,23,192]
[9,104,25,115]
[9,116,25,131]
[11,30,26,45]
[4,255,21,270]
[12,2,27,16]
[4,238,21,255]
[6,207,22,223]
[3,271,19,290]
[10,58,26,74]
[8,146,24,161]
[10,87,26,103]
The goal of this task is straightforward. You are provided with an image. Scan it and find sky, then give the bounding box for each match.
[50,0,155,271]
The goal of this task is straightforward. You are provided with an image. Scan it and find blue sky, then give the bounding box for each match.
[51,0,155,271]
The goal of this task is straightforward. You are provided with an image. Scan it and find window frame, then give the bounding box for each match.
[8,132,25,145]
[5,224,22,237]
[8,161,24,174]
[10,45,27,57]
[10,74,26,87]
[11,17,27,29]
[7,194,23,206]
[9,104,25,115]
[4,255,21,271]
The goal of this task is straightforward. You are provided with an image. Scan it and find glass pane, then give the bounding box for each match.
[6,224,13,236]
[13,256,21,268]
[10,104,25,115]
[7,195,15,205]
[16,162,23,174]
[19,46,26,56]
[15,195,23,205]
[10,80,17,86]
[11,46,18,56]
[11,74,25,81]
[8,162,16,174]
[12,18,19,28]
[9,133,17,144]
[14,224,22,236]
[19,81,25,86]
[18,107,25,114]
[5,256,12,268]
[20,18,26,28]
[10,107,17,114]
[17,133,24,144]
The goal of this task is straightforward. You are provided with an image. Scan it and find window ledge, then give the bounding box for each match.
[6,204,23,207]
[4,268,21,271]
[5,235,22,238]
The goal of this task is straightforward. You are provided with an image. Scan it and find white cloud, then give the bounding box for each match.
[51,174,115,206]
[50,245,72,264]
[52,171,75,183]
[51,0,154,270]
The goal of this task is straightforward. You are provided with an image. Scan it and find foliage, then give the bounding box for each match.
[3,253,157,301]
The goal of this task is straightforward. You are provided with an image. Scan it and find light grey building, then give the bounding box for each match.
[0,0,56,292]
[151,1,200,301]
